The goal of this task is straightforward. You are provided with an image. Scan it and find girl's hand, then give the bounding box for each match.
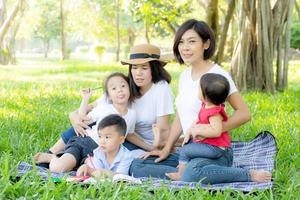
[70,112,91,136]
[81,88,93,100]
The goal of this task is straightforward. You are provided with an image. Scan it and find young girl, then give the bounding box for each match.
[166,73,231,180]
[34,72,136,173]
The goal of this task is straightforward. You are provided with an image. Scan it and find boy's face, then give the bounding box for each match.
[98,126,125,154]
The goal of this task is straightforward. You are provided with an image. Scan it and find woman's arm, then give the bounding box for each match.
[191,92,251,137]
[154,115,172,148]
[142,112,182,162]
[126,133,153,151]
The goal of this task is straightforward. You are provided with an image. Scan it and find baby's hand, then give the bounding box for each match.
[182,133,191,146]
[81,88,93,100]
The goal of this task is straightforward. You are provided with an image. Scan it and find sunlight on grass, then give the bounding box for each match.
[0,58,299,199]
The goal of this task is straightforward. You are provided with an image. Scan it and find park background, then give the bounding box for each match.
[0,0,299,199]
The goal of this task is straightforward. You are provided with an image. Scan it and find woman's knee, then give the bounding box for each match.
[129,159,144,175]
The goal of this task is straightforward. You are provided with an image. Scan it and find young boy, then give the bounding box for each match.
[76,114,134,177]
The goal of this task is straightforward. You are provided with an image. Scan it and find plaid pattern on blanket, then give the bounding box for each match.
[17,131,277,192]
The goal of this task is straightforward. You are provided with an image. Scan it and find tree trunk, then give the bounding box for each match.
[145,18,150,44]
[206,0,219,45]
[0,0,7,26]
[44,40,50,58]
[60,0,67,60]
[215,0,235,64]
[282,0,294,89]
[295,1,300,20]
[0,0,23,46]
[115,0,120,62]
[231,0,293,92]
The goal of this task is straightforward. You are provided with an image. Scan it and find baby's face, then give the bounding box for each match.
[97,126,124,154]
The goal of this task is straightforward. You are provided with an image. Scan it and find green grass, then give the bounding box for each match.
[0,58,299,199]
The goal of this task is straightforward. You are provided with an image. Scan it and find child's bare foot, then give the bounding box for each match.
[165,172,181,181]
[152,124,161,149]
[34,152,55,164]
[250,170,272,182]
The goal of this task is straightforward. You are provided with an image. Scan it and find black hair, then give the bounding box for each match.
[97,114,127,136]
[200,73,230,105]
[173,19,215,64]
[128,60,171,98]
[103,72,134,103]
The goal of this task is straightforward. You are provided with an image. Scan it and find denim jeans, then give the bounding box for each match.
[61,122,96,144]
[180,142,225,163]
[181,147,251,183]
[129,153,179,179]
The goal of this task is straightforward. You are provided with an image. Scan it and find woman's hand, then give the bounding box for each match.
[141,147,171,163]
[69,112,92,136]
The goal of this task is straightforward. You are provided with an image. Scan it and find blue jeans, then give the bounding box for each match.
[61,122,96,144]
[129,153,179,179]
[181,147,251,183]
[180,142,225,163]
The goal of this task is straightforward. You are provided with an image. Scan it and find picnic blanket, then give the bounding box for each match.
[17,131,277,192]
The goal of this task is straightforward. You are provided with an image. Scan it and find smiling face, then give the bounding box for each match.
[106,76,130,105]
[98,125,125,154]
[178,29,210,66]
[130,62,153,91]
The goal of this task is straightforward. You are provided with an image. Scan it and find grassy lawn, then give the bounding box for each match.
[0,58,299,199]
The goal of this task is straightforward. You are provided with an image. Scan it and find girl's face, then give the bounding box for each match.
[131,62,152,89]
[106,76,130,105]
[178,29,210,65]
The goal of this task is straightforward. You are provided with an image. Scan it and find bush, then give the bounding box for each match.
[291,23,300,50]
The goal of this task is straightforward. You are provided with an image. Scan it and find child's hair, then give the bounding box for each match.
[200,73,230,105]
[128,60,171,98]
[97,114,127,136]
[103,72,134,103]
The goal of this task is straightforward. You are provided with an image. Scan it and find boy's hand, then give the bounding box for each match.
[76,164,89,176]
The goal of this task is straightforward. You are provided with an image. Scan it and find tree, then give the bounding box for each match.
[0,0,24,65]
[60,0,67,60]
[231,0,295,92]
[215,0,236,64]
[33,1,60,58]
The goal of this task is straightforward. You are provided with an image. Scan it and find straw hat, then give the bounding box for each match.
[121,44,167,66]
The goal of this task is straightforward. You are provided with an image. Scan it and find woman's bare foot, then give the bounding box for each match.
[152,124,161,149]
[250,170,272,182]
[34,152,55,164]
[165,172,181,181]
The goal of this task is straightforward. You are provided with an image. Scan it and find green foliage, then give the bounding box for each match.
[32,0,61,44]
[291,22,300,49]
[129,0,193,38]
[0,58,299,198]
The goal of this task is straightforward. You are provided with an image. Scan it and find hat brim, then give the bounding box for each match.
[121,58,167,66]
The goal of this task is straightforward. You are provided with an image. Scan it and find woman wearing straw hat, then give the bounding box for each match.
[35,44,179,173]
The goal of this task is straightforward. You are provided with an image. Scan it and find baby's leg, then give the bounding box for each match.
[166,163,186,181]
[49,153,77,173]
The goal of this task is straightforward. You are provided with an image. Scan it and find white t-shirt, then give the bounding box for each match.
[175,65,238,135]
[96,81,174,145]
[131,80,174,144]
[86,103,136,143]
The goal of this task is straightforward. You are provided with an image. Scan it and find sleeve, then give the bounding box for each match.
[156,82,174,117]
[126,109,136,134]
[221,72,238,96]
[115,155,134,175]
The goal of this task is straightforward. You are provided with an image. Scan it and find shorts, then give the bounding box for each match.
[63,136,98,167]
